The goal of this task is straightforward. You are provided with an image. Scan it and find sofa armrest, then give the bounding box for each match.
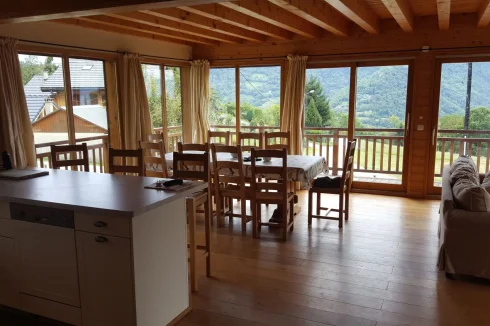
[444,208,490,230]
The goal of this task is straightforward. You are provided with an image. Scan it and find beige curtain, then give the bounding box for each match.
[189,60,210,143]
[280,55,308,155]
[121,53,153,149]
[0,37,36,168]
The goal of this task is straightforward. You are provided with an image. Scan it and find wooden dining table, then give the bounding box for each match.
[163,152,328,185]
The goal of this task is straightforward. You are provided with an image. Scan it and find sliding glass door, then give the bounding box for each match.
[429,59,490,194]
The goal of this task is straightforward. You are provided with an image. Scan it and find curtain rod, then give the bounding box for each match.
[17,39,191,62]
[208,44,490,61]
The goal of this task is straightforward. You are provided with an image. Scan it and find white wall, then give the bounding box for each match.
[0,21,192,60]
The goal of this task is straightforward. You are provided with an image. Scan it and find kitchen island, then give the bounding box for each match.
[0,169,207,326]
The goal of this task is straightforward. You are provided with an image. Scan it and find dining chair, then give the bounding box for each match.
[208,130,231,146]
[108,148,144,176]
[50,143,90,172]
[140,140,168,178]
[308,139,357,228]
[264,131,290,150]
[238,132,263,151]
[173,151,211,292]
[147,132,164,142]
[211,144,252,232]
[250,148,295,241]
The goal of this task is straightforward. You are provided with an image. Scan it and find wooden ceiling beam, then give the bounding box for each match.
[477,0,490,27]
[55,18,188,45]
[267,0,349,37]
[220,1,324,39]
[0,0,231,23]
[436,0,451,30]
[180,4,292,40]
[380,0,413,32]
[323,0,380,34]
[107,12,239,44]
[141,8,265,42]
[78,16,218,45]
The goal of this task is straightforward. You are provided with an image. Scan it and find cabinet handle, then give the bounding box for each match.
[95,236,108,243]
[93,221,107,228]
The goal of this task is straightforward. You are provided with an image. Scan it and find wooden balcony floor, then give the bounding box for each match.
[180,192,490,326]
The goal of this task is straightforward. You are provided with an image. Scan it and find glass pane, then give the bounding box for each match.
[434,62,490,187]
[354,65,409,184]
[165,66,183,151]
[239,66,281,133]
[69,58,108,172]
[19,54,67,168]
[142,64,163,130]
[209,68,236,135]
[304,67,351,175]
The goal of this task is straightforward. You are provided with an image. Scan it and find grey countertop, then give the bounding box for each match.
[0,169,207,217]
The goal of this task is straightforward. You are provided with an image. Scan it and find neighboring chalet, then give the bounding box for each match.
[24,59,107,134]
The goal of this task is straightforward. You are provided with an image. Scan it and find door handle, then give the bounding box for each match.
[432,128,436,146]
[93,221,107,228]
[405,113,410,136]
[95,236,108,243]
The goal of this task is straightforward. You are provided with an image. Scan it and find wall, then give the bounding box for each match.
[0,21,192,60]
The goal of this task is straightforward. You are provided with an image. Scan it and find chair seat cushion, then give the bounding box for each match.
[313,176,341,188]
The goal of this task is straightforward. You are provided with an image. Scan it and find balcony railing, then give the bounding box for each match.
[435,129,490,177]
[153,126,183,152]
[35,135,109,173]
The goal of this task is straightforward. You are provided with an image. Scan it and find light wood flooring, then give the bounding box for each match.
[178,191,490,326]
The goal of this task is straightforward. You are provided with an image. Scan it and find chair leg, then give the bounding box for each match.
[216,192,223,228]
[187,199,198,292]
[316,192,321,215]
[241,197,247,234]
[289,198,295,231]
[252,200,257,239]
[339,194,344,229]
[282,203,288,241]
[308,190,313,226]
[204,196,211,277]
[257,203,262,237]
[345,191,350,221]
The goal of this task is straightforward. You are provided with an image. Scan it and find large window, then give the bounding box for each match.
[19,53,112,172]
[239,66,281,131]
[141,64,184,151]
[209,67,236,130]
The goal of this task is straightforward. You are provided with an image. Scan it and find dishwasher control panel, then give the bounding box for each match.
[10,203,75,229]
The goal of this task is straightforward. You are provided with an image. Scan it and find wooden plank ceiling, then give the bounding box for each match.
[46,0,489,46]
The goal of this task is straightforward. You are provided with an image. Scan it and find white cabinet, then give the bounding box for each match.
[0,218,18,309]
[76,231,135,326]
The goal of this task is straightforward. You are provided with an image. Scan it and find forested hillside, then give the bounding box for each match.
[210,63,490,129]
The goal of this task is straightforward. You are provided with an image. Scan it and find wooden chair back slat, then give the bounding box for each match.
[211,144,245,187]
[178,142,210,152]
[147,132,164,142]
[173,152,209,182]
[140,140,168,178]
[51,143,90,172]
[109,148,144,176]
[238,132,263,152]
[208,130,230,146]
[341,140,357,189]
[264,131,290,150]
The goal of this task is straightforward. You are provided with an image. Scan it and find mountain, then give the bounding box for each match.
[209,62,490,128]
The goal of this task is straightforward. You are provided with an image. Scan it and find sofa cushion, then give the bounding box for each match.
[450,156,479,185]
[452,178,490,212]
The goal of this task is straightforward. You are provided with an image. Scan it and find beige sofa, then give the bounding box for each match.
[438,165,490,279]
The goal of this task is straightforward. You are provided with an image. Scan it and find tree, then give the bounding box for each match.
[44,57,57,75]
[20,55,45,85]
[147,76,162,128]
[439,114,464,130]
[469,107,490,131]
[305,99,322,127]
[305,76,332,126]
[165,67,182,127]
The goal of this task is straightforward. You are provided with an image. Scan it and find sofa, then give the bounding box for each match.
[438,160,490,279]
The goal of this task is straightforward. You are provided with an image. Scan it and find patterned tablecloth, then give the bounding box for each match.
[163,152,327,184]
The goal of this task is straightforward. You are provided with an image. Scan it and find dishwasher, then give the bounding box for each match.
[11,203,81,307]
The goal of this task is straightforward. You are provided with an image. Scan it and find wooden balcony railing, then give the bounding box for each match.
[35,135,109,173]
[153,126,183,152]
[435,129,490,177]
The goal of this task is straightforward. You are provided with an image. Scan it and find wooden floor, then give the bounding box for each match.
[3,192,490,326]
[178,192,490,326]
